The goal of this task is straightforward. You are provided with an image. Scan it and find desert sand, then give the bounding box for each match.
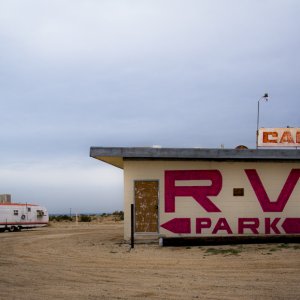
[1,220,300,299]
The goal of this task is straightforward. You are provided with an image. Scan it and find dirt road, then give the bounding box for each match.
[1,222,300,299]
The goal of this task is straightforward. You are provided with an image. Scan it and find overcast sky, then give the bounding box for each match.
[0,0,299,214]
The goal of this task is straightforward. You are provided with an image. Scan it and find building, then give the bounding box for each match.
[0,194,11,204]
[90,147,300,242]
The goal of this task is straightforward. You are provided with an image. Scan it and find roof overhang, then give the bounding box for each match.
[90,147,300,169]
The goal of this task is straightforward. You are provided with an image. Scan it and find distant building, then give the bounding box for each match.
[0,194,11,203]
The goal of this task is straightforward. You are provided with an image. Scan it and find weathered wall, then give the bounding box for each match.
[123,160,300,240]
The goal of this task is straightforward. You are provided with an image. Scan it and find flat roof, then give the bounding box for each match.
[90,147,300,169]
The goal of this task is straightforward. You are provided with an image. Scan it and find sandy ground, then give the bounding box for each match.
[1,222,300,300]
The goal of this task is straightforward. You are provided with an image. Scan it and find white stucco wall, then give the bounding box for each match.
[123,160,300,240]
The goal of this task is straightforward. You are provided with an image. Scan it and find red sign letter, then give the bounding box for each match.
[280,131,294,144]
[196,218,212,234]
[263,131,278,143]
[245,169,300,212]
[165,170,222,212]
[265,218,281,234]
[238,218,259,234]
[212,218,233,234]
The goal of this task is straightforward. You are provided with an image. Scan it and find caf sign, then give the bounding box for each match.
[258,128,300,147]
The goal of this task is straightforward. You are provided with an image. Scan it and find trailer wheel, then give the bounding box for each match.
[0,228,5,233]
[9,226,16,232]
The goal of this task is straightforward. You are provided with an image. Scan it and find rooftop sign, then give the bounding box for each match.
[258,128,300,147]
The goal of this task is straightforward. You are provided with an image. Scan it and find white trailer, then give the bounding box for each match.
[0,203,49,232]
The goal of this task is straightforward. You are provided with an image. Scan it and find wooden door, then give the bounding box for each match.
[134,181,158,233]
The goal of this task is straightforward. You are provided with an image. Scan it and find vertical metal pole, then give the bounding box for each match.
[256,93,269,149]
[256,100,260,149]
[131,204,134,249]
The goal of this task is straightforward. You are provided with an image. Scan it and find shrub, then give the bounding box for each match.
[50,215,73,222]
[112,211,124,221]
[80,214,92,222]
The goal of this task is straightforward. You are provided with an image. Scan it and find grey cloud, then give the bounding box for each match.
[0,0,299,213]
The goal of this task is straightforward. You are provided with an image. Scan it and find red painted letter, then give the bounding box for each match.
[245,169,300,212]
[212,218,233,234]
[265,218,281,234]
[238,218,259,234]
[280,131,294,144]
[263,131,278,143]
[165,170,222,212]
[196,218,212,234]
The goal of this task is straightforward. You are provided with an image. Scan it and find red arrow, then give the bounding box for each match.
[160,218,191,234]
[282,218,300,234]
